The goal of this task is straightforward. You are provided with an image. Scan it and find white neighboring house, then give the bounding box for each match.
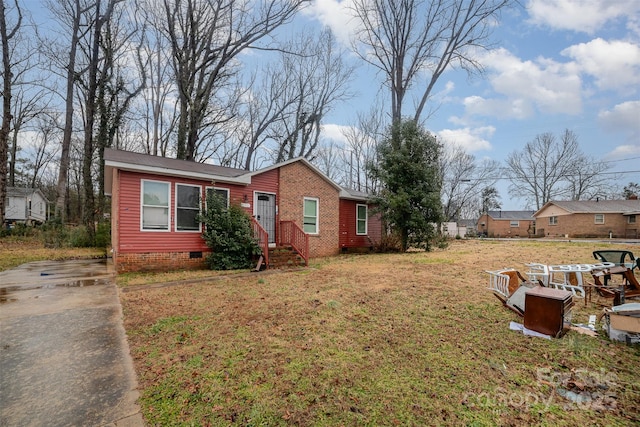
[4,187,49,225]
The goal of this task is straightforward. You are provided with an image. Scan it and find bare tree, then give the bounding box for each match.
[350,0,512,123]
[45,0,92,220]
[341,104,386,192]
[1,6,48,189]
[274,28,355,162]
[506,129,601,210]
[162,0,306,161]
[93,4,146,219]
[313,139,342,182]
[226,67,299,169]
[1,0,23,225]
[439,145,499,221]
[136,0,178,156]
[564,155,611,201]
[24,111,61,188]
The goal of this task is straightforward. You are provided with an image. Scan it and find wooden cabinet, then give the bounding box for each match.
[524,286,574,337]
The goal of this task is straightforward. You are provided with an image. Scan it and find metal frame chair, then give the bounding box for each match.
[593,250,638,272]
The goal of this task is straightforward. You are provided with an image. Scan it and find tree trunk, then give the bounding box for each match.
[55,0,82,221]
[0,0,21,225]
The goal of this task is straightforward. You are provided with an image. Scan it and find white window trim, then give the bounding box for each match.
[549,216,558,226]
[303,197,319,235]
[594,214,605,225]
[206,186,230,209]
[175,183,202,233]
[510,220,519,227]
[356,204,368,235]
[141,179,171,232]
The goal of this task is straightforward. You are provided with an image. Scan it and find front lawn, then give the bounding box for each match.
[120,240,640,426]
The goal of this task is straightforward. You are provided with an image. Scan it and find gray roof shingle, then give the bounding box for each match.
[540,200,640,215]
[487,210,535,220]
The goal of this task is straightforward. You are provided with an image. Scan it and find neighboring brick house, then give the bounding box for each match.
[534,200,640,238]
[104,149,383,272]
[476,210,535,238]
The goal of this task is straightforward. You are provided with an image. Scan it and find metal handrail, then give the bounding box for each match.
[279,220,309,266]
[251,217,269,267]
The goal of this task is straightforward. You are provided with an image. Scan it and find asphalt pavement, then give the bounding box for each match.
[0,259,144,427]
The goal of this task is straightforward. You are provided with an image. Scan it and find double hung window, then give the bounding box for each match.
[303,198,319,234]
[176,184,201,231]
[142,180,170,230]
[356,204,368,235]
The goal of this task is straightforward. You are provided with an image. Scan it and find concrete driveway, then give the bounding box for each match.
[0,259,144,426]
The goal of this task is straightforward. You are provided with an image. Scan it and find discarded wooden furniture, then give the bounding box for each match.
[591,266,640,304]
[486,268,527,303]
[523,286,574,337]
[486,269,537,316]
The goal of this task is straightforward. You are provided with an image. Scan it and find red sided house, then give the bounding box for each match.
[104,148,382,273]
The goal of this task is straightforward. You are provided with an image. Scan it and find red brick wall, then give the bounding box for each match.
[116,251,209,273]
[477,214,534,238]
[538,213,638,238]
[279,162,340,257]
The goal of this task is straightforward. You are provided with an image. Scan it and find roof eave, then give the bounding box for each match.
[104,159,252,186]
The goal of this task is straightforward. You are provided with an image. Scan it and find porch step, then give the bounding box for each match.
[268,245,306,269]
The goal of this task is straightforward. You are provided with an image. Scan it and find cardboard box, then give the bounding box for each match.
[608,326,640,344]
[609,314,640,333]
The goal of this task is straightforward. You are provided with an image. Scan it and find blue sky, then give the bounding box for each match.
[303,0,640,209]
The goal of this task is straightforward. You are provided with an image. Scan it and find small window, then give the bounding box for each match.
[510,220,519,227]
[303,197,318,234]
[206,187,229,208]
[629,215,637,224]
[549,216,558,226]
[176,184,201,231]
[356,204,368,235]
[141,180,170,231]
[594,214,604,224]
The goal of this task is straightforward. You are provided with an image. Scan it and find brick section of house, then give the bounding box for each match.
[116,251,209,273]
[538,213,636,238]
[477,212,535,238]
[278,162,340,257]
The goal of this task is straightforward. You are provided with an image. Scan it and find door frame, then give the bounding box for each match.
[253,191,277,246]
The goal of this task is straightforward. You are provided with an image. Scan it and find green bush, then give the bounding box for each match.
[40,218,110,249]
[67,226,92,248]
[200,193,261,270]
[41,218,67,248]
[95,221,111,248]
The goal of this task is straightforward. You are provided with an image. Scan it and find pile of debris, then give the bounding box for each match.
[486,254,640,341]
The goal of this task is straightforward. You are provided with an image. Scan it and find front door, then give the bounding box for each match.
[255,193,276,244]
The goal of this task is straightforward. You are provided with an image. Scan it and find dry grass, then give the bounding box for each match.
[0,236,105,271]
[121,239,640,426]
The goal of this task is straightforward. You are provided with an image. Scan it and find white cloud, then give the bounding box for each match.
[561,39,640,93]
[599,101,640,157]
[526,0,640,34]
[459,48,583,120]
[303,0,358,46]
[436,127,495,153]
[606,144,640,159]
[321,123,353,145]
[599,100,640,130]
